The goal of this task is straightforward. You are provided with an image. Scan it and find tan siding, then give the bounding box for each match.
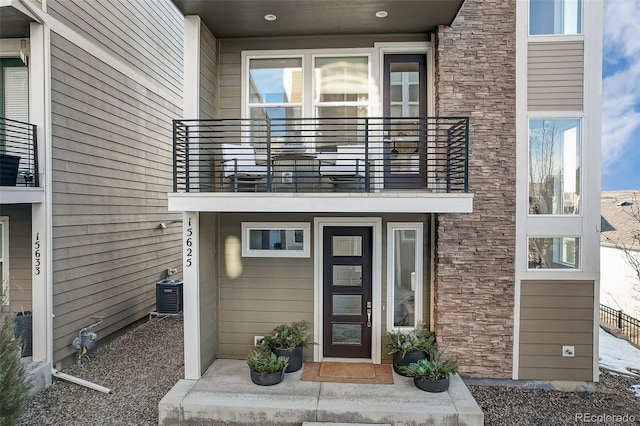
[0,204,32,312]
[527,41,584,111]
[216,212,431,360]
[519,280,594,381]
[200,23,218,120]
[46,0,183,99]
[50,31,183,363]
[217,34,425,118]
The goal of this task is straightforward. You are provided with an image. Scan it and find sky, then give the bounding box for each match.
[602,0,640,190]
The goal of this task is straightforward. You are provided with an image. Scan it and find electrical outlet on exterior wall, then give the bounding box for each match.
[562,345,575,357]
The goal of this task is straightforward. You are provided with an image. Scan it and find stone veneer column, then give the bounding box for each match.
[434,0,516,378]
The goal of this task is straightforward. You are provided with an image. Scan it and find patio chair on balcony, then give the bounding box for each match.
[221,143,269,192]
[319,144,366,190]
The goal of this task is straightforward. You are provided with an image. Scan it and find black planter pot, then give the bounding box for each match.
[414,376,450,393]
[274,346,303,373]
[13,312,33,357]
[250,369,285,386]
[392,351,428,376]
[0,154,20,186]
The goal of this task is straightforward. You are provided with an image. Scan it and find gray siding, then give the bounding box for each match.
[50,30,182,363]
[214,212,431,361]
[519,280,594,381]
[47,0,183,101]
[218,35,426,119]
[200,23,218,119]
[0,204,32,313]
[528,41,584,111]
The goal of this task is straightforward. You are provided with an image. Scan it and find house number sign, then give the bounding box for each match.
[185,218,193,267]
[34,232,41,275]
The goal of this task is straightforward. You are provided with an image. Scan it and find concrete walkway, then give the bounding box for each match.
[159,359,484,426]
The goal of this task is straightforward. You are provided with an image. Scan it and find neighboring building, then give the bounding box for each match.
[0,0,183,382]
[167,0,602,384]
[600,191,640,319]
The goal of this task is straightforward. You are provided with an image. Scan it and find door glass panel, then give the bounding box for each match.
[332,323,362,345]
[392,229,417,327]
[332,236,362,256]
[389,62,419,118]
[333,265,362,286]
[332,295,362,315]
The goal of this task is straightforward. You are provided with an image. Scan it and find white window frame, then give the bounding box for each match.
[0,216,9,305]
[527,115,583,217]
[527,236,581,271]
[386,222,423,332]
[528,0,584,38]
[241,222,311,258]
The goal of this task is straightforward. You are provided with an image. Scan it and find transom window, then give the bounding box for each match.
[241,222,310,258]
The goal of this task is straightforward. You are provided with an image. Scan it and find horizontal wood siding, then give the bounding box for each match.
[200,24,218,120]
[0,204,32,312]
[528,41,584,111]
[49,31,182,362]
[218,34,425,119]
[519,280,594,381]
[46,0,183,100]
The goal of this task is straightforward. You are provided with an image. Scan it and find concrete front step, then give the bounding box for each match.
[302,423,391,425]
[159,359,484,426]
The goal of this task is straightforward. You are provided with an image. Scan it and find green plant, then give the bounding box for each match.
[262,321,310,350]
[399,352,458,380]
[386,323,436,357]
[246,348,288,374]
[0,283,31,425]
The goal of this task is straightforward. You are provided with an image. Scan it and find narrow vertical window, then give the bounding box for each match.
[0,217,8,304]
[529,0,582,35]
[528,119,581,215]
[387,223,423,331]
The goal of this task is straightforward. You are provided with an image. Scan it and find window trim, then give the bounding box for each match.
[241,222,311,258]
[386,222,423,332]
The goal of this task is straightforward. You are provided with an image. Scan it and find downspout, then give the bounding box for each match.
[17,0,109,394]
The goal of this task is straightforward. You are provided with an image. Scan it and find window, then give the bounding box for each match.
[241,222,310,257]
[528,118,580,215]
[1,58,29,123]
[387,223,423,330]
[528,237,579,269]
[0,217,8,304]
[529,0,582,35]
[245,53,371,151]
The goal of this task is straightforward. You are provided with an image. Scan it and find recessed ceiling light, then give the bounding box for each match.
[375,10,388,18]
[264,14,277,22]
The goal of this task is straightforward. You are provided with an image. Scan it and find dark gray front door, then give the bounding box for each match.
[323,226,372,358]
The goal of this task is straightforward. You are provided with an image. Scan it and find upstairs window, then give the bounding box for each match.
[529,0,582,35]
[528,118,581,215]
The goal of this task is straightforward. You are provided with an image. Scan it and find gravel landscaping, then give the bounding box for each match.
[17,317,640,425]
[18,317,184,426]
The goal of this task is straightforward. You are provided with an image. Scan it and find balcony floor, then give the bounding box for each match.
[159,359,483,426]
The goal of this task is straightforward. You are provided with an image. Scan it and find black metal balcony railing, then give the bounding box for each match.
[173,117,469,194]
[0,117,39,187]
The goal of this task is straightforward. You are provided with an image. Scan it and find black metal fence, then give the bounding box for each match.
[0,117,38,187]
[173,117,469,193]
[600,304,640,347]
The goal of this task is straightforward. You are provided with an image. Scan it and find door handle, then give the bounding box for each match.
[366,308,372,328]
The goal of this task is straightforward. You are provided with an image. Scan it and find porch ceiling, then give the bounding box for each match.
[0,0,37,39]
[171,0,465,38]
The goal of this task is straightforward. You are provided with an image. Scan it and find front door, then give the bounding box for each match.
[383,54,428,189]
[323,226,372,358]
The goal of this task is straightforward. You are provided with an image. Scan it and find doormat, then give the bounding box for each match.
[300,362,394,384]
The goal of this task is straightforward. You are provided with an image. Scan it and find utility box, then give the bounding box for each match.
[156,279,183,314]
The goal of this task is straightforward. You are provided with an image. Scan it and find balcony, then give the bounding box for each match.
[174,117,468,192]
[1,117,38,187]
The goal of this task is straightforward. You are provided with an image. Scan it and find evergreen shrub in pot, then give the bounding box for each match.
[246,348,288,386]
[262,320,309,373]
[386,323,436,376]
[400,351,458,393]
